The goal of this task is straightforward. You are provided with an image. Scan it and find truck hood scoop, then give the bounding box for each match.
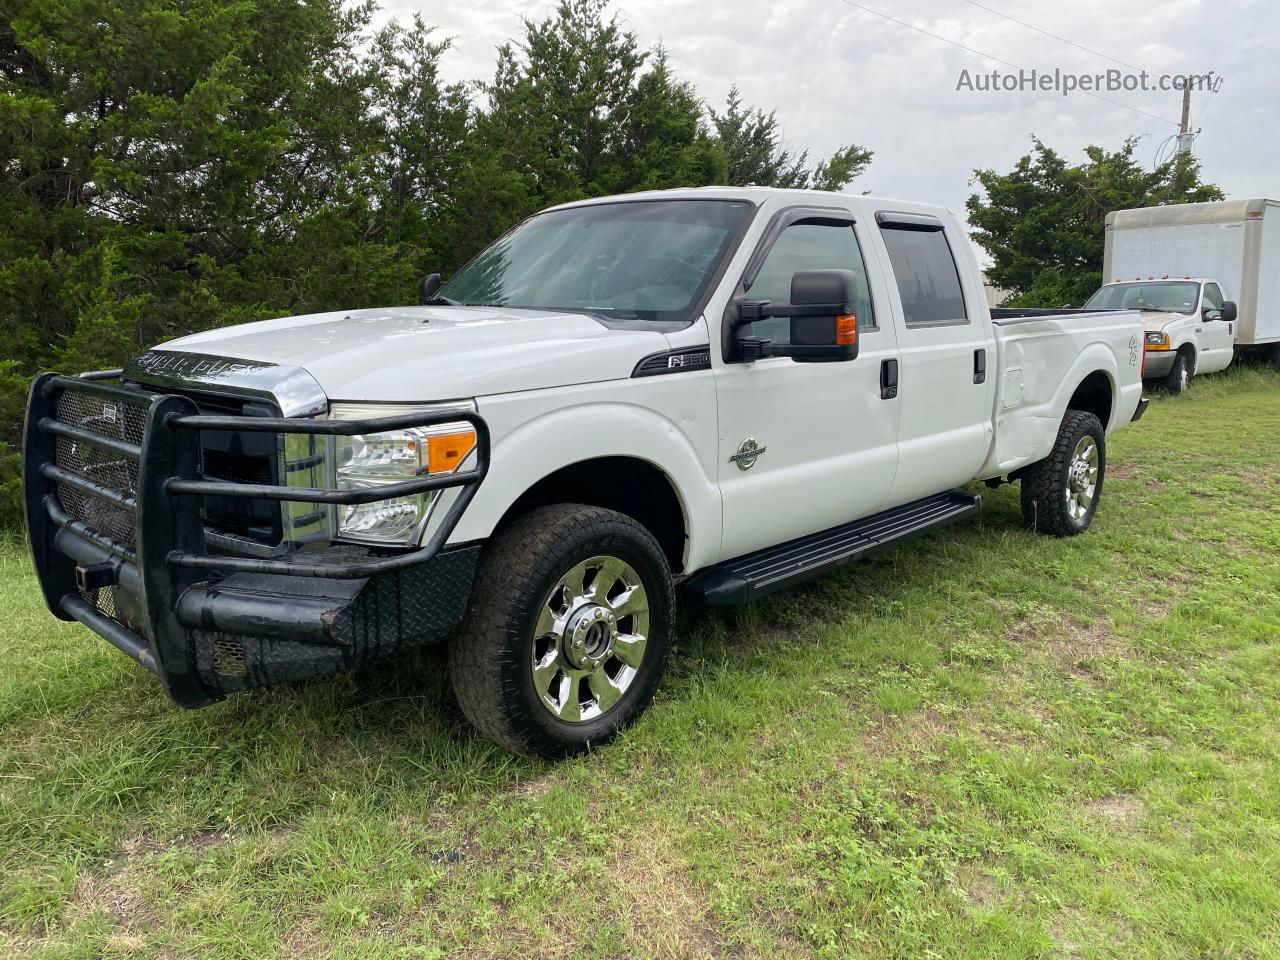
[151,305,669,402]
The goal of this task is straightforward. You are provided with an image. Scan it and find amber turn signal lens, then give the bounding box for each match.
[427,430,477,473]
[835,314,857,346]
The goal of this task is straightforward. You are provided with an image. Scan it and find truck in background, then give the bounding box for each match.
[1082,277,1236,394]
[1101,199,1280,388]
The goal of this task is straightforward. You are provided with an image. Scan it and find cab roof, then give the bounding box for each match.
[543,185,956,221]
[1104,277,1211,285]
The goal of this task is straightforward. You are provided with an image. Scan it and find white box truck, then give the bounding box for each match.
[1102,199,1280,374]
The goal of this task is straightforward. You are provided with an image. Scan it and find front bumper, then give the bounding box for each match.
[22,372,489,707]
[1142,349,1176,378]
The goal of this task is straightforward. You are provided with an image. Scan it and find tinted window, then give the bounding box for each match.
[1203,283,1223,309]
[439,200,753,324]
[746,222,876,344]
[879,226,968,326]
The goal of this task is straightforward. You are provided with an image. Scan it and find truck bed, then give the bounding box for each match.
[990,307,1121,322]
[981,307,1144,479]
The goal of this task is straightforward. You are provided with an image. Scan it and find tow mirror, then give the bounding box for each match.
[735,269,859,363]
[418,273,442,305]
[1221,301,1238,323]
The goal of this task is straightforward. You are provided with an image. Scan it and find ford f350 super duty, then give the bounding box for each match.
[22,187,1148,757]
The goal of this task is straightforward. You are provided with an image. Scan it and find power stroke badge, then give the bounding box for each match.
[729,438,766,471]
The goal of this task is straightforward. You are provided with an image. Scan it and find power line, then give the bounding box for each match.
[957,0,1143,73]
[1193,87,1218,127]
[835,0,1180,127]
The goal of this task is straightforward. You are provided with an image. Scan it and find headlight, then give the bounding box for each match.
[328,402,477,545]
[1145,332,1170,349]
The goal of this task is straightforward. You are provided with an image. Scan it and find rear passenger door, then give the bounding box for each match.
[874,211,996,506]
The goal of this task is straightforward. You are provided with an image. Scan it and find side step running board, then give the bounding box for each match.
[687,491,981,606]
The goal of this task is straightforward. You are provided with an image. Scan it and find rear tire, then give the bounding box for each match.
[1165,352,1191,394]
[449,504,674,758]
[1020,410,1106,537]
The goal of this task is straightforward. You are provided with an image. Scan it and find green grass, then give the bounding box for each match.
[2,366,1279,959]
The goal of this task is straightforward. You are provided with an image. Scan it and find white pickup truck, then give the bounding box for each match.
[1082,278,1238,394]
[23,187,1147,757]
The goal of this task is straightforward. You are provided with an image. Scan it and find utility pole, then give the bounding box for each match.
[1175,81,1196,155]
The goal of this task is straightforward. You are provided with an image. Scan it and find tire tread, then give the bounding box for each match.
[448,504,672,757]
[1019,410,1105,538]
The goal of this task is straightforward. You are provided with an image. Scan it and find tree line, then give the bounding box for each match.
[1,0,1220,525]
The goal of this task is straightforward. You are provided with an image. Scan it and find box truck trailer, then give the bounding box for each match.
[1103,199,1280,367]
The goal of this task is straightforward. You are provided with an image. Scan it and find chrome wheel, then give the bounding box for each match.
[530,555,650,723]
[1065,435,1099,520]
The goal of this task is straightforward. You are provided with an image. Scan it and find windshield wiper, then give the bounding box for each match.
[423,295,460,306]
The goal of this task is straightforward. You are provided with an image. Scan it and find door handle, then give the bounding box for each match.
[973,348,987,384]
[880,358,898,399]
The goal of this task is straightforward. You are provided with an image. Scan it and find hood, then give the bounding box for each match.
[1140,309,1194,333]
[151,305,670,402]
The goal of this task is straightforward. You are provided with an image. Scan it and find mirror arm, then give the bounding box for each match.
[737,339,852,362]
[736,300,850,323]
[736,300,770,323]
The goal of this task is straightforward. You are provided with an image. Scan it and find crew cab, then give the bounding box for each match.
[22,187,1147,757]
[1082,277,1237,394]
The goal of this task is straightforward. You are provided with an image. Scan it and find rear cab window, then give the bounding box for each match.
[875,212,969,326]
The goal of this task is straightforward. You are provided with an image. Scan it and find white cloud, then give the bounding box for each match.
[377,0,1277,228]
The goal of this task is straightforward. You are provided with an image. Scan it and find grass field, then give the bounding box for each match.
[2,367,1279,960]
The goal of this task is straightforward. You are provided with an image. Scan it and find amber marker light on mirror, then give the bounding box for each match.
[836,314,858,346]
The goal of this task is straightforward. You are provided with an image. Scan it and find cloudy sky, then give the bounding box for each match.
[380,0,1275,234]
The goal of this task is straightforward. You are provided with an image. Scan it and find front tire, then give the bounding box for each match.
[1165,352,1192,394]
[449,504,674,758]
[1020,410,1106,537]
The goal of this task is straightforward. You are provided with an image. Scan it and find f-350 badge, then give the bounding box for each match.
[730,438,766,471]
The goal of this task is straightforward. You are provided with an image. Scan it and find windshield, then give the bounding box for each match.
[438,199,754,323]
[1083,281,1200,313]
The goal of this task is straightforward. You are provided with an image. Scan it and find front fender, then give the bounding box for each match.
[433,385,722,573]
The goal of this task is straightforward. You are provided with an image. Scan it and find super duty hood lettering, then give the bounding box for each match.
[125,350,328,416]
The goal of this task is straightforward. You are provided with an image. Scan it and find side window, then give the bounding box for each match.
[1203,283,1224,310]
[746,221,876,345]
[878,224,968,326]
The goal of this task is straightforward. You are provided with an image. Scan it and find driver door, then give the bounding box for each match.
[713,207,901,560]
[1198,282,1237,373]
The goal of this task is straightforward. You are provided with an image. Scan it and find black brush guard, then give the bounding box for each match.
[23,371,490,707]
